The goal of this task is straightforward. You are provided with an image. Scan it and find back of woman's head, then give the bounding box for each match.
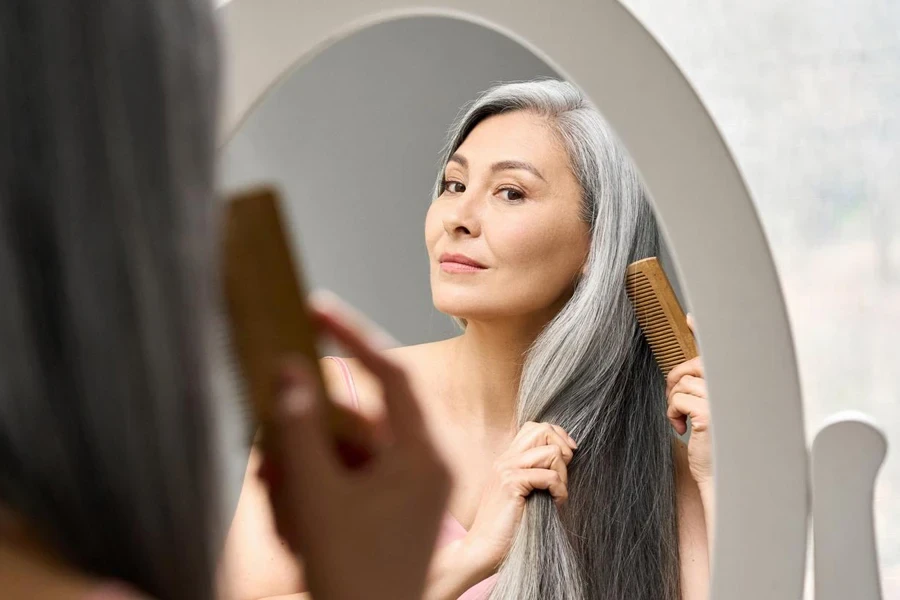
[0,1,220,598]
[437,80,681,599]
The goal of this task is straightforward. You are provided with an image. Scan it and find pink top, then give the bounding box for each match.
[324,356,497,600]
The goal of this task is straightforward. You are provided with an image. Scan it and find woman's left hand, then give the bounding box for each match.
[665,314,712,490]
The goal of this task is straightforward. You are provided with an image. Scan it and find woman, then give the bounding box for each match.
[0,1,450,599]
[227,79,713,599]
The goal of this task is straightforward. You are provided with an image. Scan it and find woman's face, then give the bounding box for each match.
[426,110,591,324]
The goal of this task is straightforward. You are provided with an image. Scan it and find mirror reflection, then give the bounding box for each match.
[220,16,710,600]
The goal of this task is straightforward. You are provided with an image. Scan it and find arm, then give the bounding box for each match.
[666,316,713,599]
[675,439,711,600]
[699,479,715,551]
[422,539,491,600]
[218,447,307,600]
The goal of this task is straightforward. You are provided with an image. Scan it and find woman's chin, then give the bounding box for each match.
[432,298,498,323]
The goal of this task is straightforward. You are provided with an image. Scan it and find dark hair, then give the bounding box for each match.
[0,1,220,598]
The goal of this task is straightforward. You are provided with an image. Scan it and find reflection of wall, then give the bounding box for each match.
[221,16,688,348]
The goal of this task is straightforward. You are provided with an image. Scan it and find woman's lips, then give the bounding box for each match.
[440,261,486,274]
[438,252,487,273]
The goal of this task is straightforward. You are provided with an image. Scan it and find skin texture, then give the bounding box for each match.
[224,111,713,600]
[426,111,591,327]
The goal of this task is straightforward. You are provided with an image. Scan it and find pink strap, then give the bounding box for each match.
[324,356,360,410]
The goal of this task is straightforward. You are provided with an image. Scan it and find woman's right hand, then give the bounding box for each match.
[260,301,451,600]
[462,422,578,576]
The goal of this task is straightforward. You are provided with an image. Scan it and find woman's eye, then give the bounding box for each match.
[499,187,525,202]
[442,180,465,194]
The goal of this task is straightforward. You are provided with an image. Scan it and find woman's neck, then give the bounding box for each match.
[440,316,546,431]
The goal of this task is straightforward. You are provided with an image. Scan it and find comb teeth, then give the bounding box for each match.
[625,258,697,375]
[209,295,255,447]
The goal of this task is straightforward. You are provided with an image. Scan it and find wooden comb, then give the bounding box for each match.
[625,257,698,375]
[221,186,362,458]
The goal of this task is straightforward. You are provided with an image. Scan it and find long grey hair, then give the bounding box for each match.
[433,80,681,599]
[0,1,220,599]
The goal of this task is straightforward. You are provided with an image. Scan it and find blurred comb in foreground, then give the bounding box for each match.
[221,186,369,465]
[625,257,698,375]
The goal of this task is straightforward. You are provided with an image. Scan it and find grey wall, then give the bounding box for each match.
[220,15,686,349]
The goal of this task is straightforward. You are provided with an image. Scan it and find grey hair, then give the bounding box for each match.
[434,80,681,599]
[0,1,220,599]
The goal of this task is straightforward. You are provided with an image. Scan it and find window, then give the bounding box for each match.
[623,0,900,593]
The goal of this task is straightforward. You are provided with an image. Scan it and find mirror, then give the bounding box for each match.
[219,17,694,598]
[217,3,808,600]
[220,17,688,349]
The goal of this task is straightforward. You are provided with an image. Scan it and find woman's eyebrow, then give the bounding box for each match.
[491,160,546,182]
[448,153,546,182]
[448,153,468,168]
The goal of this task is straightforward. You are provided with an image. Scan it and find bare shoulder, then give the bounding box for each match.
[320,340,451,416]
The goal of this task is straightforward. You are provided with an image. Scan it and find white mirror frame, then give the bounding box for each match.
[217,1,809,598]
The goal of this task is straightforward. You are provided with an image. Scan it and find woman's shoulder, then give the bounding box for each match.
[322,340,448,380]
[319,340,450,415]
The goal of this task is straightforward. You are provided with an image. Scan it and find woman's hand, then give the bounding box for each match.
[260,301,451,600]
[665,314,712,492]
[462,422,578,578]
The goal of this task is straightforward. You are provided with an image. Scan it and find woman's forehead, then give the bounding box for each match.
[454,112,567,173]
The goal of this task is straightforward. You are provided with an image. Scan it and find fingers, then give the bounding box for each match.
[271,361,341,489]
[666,314,709,436]
[495,423,576,506]
[309,290,400,350]
[549,424,578,449]
[328,402,380,468]
[671,374,707,399]
[513,469,569,505]
[311,303,427,447]
[667,392,711,435]
[510,422,577,456]
[505,444,570,484]
[666,356,705,396]
[686,312,697,335]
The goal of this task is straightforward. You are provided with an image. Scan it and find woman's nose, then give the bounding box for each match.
[442,192,481,238]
